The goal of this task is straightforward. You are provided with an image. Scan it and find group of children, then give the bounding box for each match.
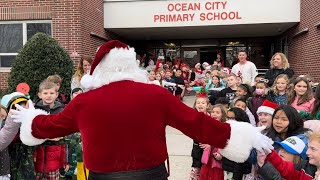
[180,67,320,179]
[0,75,86,180]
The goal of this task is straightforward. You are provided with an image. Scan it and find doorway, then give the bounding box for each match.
[200,47,226,66]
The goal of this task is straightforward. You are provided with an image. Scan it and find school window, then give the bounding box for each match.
[0,21,52,70]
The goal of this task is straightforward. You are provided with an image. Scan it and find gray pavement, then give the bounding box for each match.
[166,95,195,180]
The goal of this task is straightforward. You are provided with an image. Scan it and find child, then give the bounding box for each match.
[47,74,67,104]
[256,100,278,134]
[204,71,211,84]
[0,96,12,180]
[215,97,229,112]
[251,74,265,92]
[1,92,36,180]
[172,68,186,100]
[148,70,161,86]
[163,70,176,94]
[208,75,225,90]
[193,63,204,86]
[181,64,191,85]
[65,88,88,180]
[220,74,238,102]
[256,136,308,179]
[268,74,290,105]
[300,84,320,120]
[223,107,252,180]
[200,104,226,180]
[258,131,320,180]
[190,91,210,180]
[235,84,252,101]
[287,77,315,112]
[155,72,163,86]
[234,97,256,126]
[266,105,309,148]
[33,80,68,180]
[249,81,268,122]
[230,84,252,107]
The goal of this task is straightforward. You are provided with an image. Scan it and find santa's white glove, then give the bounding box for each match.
[252,126,274,154]
[10,100,48,146]
[220,121,273,163]
[11,100,35,123]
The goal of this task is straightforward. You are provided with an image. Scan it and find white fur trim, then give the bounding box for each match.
[80,74,94,90]
[20,109,48,146]
[220,121,255,163]
[91,47,148,89]
[256,106,274,115]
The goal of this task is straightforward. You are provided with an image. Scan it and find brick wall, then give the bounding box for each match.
[283,0,320,81]
[81,0,107,59]
[0,0,111,90]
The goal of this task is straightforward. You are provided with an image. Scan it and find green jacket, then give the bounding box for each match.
[65,133,83,177]
[299,110,320,120]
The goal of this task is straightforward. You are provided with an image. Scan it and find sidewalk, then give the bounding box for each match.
[167,95,195,180]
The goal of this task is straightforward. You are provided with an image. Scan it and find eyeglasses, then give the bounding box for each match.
[227,117,235,120]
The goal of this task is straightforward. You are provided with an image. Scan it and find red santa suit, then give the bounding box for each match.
[12,40,273,179]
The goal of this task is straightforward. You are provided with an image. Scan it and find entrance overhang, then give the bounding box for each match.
[103,0,300,40]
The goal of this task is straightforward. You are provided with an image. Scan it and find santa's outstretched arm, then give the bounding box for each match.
[11,100,79,146]
[162,91,273,163]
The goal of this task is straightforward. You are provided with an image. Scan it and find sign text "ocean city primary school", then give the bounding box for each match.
[154,1,242,23]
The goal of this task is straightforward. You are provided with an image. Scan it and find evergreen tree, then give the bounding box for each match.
[7,32,74,100]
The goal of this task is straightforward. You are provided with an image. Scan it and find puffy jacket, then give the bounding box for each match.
[33,100,66,173]
[34,144,66,172]
[266,150,316,180]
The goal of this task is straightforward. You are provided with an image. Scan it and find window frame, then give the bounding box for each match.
[0,20,52,71]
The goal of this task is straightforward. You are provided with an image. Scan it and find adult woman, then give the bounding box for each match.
[71,55,92,90]
[265,53,294,86]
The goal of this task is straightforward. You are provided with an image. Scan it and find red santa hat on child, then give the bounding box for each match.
[256,100,278,115]
[81,40,148,90]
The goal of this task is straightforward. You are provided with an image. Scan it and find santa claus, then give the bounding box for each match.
[11,40,273,179]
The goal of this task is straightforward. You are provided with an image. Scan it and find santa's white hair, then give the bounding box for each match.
[81,47,148,90]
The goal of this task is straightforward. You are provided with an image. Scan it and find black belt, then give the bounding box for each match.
[88,163,168,180]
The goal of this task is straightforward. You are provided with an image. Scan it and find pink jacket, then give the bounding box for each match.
[291,97,315,112]
[0,116,20,151]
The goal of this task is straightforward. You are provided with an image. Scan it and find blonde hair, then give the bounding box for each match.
[270,53,290,69]
[47,74,62,85]
[193,97,211,112]
[39,80,57,93]
[273,74,290,95]
[73,55,93,82]
[309,131,320,144]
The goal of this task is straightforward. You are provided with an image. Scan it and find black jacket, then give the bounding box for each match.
[258,162,282,180]
[191,141,203,168]
[34,100,65,114]
[264,68,294,86]
[294,159,317,178]
[222,157,252,180]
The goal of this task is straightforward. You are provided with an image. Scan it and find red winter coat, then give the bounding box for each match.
[34,144,66,173]
[266,150,314,180]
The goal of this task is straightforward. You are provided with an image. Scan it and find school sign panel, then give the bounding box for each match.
[103,0,300,28]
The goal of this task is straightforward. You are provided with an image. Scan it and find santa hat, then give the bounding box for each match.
[195,63,201,68]
[256,100,278,115]
[81,40,148,90]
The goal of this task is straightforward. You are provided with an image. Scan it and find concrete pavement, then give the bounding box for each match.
[166,95,195,180]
